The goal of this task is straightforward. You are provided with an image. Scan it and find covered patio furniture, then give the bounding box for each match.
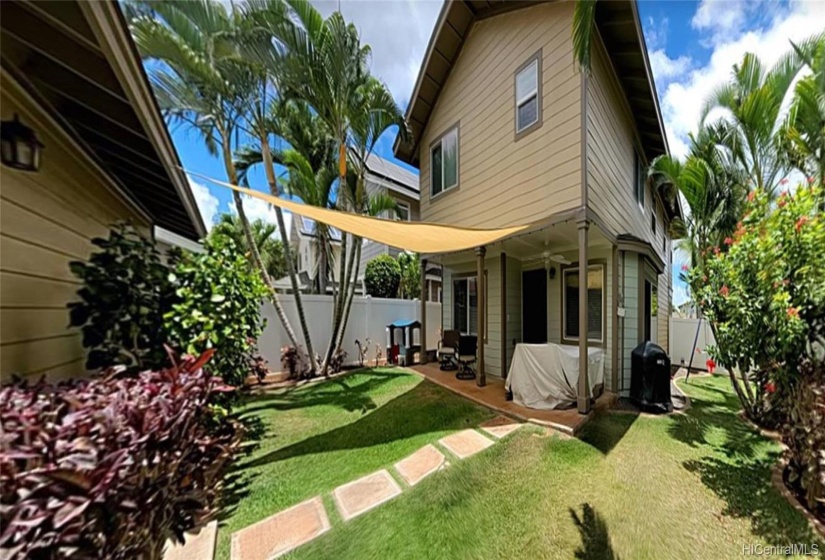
[455,335,478,380]
[505,343,604,409]
[437,330,460,371]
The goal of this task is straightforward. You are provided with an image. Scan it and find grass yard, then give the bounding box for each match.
[218,369,823,560]
[215,368,496,559]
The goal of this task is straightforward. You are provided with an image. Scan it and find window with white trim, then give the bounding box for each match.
[563,264,605,343]
[516,57,540,133]
[452,274,487,337]
[431,127,458,197]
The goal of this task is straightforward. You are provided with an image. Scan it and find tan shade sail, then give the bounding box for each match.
[191,171,530,254]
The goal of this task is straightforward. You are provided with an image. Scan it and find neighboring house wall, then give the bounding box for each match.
[587,34,672,356]
[1,81,150,380]
[359,174,420,270]
[419,2,581,228]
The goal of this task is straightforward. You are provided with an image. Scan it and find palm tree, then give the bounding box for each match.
[778,33,825,190]
[210,214,287,280]
[572,0,597,73]
[128,0,303,351]
[700,52,803,196]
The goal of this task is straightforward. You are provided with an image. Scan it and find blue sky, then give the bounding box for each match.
[176,0,825,308]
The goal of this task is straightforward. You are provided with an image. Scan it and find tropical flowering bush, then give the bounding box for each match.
[0,350,242,559]
[687,181,824,515]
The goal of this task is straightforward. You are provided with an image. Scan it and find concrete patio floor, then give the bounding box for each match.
[409,363,616,436]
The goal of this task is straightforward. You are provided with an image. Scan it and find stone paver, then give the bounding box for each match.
[333,469,402,521]
[439,429,495,459]
[394,444,446,486]
[164,520,217,560]
[479,416,523,439]
[231,496,329,560]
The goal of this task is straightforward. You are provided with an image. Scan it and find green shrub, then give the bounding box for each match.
[688,181,824,515]
[364,254,401,298]
[165,235,269,386]
[68,224,174,372]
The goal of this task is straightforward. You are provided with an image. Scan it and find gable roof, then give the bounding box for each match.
[298,217,343,243]
[364,152,420,200]
[393,0,668,167]
[0,0,205,240]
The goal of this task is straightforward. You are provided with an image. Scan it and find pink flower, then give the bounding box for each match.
[765,382,776,394]
[778,198,787,208]
[713,247,721,256]
[681,263,689,272]
[780,178,789,185]
[747,191,756,202]
[787,307,799,319]
[724,237,733,246]
[720,285,730,298]
[807,177,815,184]
[796,216,809,232]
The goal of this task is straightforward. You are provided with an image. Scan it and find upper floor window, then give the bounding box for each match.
[634,151,646,209]
[396,201,410,221]
[431,126,458,197]
[651,212,657,235]
[515,51,542,139]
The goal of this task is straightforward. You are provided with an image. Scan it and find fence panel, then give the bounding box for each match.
[669,317,728,373]
[259,296,442,370]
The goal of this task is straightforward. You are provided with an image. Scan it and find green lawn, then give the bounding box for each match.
[216,368,496,560]
[218,369,823,560]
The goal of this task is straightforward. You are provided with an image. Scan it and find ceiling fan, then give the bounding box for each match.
[523,243,571,268]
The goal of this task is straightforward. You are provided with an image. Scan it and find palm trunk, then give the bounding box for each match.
[260,140,318,374]
[336,237,362,350]
[221,137,299,350]
[322,230,348,375]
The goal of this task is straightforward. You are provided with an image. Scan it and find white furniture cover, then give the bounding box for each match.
[505,343,605,410]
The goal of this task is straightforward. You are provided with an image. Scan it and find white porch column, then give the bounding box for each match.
[577,219,591,414]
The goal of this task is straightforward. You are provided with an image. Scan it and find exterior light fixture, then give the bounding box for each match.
[1,114,43,172]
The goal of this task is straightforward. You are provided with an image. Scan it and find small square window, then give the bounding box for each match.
[396,201,410,221]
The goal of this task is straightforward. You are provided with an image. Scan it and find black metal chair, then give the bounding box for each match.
[455,335,478,380]
[437,330,460,370]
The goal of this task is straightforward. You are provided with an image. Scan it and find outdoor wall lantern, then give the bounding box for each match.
[1,114,43,172]
[548,266,556,280]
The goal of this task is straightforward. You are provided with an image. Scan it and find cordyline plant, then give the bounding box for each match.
[687,181,824,422]
[0,350,242,560]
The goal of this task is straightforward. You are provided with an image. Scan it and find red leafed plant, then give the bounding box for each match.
[0,349,241,559]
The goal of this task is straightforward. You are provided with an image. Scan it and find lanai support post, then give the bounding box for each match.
[420,258,428,365]
[577,219,591,414]
[476,246,486,387]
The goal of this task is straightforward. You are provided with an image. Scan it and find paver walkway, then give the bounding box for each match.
[438,429,495,459]
[163,520,217,560]
[394,444,446,486]
[230,421,523,560]
[480,415,524,439]
[231,496,330,560]
[333,469,403,521]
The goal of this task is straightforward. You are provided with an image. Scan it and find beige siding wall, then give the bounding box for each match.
[587,35,672,355]
[419,2,582,228]
[1,81,149,380]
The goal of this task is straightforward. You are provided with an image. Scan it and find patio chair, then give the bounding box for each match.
[437,330,460,371]
[455,335,478,380]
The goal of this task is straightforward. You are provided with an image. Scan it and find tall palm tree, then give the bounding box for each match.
[128,0,303,350]
[700,52,803,196]
[210,214,287,280]
[778,33,825,189]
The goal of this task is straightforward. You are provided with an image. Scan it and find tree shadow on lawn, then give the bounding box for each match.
[240,368,410,417]
[244,380,489,469]
[673,380,824,546]
[570,503,620,560]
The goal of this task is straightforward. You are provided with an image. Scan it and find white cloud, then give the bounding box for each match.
[189,177,219,232]
[649,49,692,82]
[225,195,293,241]
[691,0,749,39]
[654,0,825,160]
[312,0,442,106]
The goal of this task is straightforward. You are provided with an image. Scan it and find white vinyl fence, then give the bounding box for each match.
[669,317,728,374]
[258,295,442,369]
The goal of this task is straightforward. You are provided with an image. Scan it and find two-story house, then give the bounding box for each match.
[394,0,681,412]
